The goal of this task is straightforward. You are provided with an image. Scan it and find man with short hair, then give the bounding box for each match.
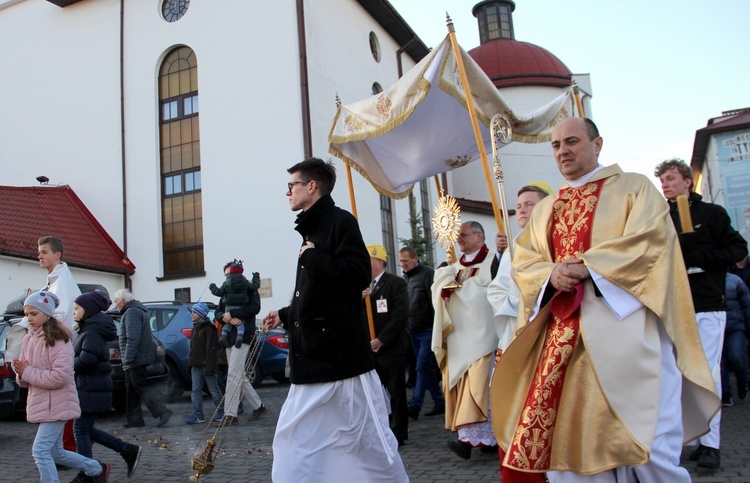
[38,236,82,453]
[365,244,409,446]
[262,158,407,481]
[493,117,719,482]
[432,221,499,460]
[655,157,748,469]
[213,261,266,427]
[399,246,445,421]
[37,236,81,333]
[488,184,549,352]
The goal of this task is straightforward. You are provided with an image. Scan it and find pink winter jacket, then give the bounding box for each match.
[17,326,81,423]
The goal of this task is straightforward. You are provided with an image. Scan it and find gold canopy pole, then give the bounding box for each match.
[336,94,376,340]
[446,13,505,236]
[573,81,585,118]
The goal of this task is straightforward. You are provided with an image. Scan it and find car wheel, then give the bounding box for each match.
[159,361,186,403]
[249,365,264,388]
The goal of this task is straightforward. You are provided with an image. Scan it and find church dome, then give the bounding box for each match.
[468,39,572,88]
[469,0,572,88]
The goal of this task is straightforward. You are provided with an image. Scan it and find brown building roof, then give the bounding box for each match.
[0,185,135,274]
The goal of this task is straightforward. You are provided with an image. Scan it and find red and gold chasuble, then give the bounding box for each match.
[506,179,605,472]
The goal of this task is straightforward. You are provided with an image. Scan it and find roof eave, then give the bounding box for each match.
[356,0,431,63]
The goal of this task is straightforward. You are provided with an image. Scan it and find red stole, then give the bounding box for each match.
[440,244,489,300]
[505,179,605,473]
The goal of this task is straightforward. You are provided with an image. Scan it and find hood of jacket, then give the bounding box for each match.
[79,312,117,342]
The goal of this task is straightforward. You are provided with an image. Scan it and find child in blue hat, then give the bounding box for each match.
[185,302,224,424]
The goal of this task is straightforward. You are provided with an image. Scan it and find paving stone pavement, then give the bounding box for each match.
[1,381,749,482]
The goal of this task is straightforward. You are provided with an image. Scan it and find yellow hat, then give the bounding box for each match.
[528,181,553,195]
[366,244,388,262]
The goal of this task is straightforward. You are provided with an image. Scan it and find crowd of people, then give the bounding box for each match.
[10,117,750,482]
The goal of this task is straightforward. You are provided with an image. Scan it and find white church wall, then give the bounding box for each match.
[0,0,124,240]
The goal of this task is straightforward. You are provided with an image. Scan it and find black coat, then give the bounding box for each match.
[279,194,375,384]
[368,272,410,356]
[188,318,219,375]
[670,192,748,312]
[214,291,261,346]
[403,262,435,333]
[74,312,116,414]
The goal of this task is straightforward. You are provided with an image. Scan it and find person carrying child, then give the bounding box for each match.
[185,302,224,425]
[209,259,260,349]
[71,291,143,481]
[12,290,111,483]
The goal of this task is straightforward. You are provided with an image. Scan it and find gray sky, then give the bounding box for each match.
[388,0,750,181]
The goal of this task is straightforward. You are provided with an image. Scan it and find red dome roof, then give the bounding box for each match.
[469,39,572,88]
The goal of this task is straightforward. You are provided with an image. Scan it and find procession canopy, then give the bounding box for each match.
[328,35,572,199]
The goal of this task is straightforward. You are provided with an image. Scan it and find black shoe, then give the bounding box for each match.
[156,409,173,428]
[68,472,91,483]
[480,444,499,454]
[722,395,733,407]
[447,440,472,460]
[218,335,230,348]
[688,444,706,461]
[739,383,748,401]
[397,438,405,448]
[425,405,445,416]
[121,444,142,478]
[405,380,415,389]
[123,421,145,429]
[697,447,720,469]
[249,404,267,421]
[407,405,419,421]
[91,461,110,483]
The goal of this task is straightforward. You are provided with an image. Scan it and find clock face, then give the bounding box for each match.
[162,0,190,23]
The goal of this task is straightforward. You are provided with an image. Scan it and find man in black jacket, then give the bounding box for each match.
[399,246,445,420]
[262,158,407,482]
[365,244,409,446]
[214,262,265,427]
[656,158,748,469]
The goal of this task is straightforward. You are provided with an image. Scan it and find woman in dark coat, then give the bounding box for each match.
[71,292,142,481]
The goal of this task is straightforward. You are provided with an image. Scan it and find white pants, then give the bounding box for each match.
[224,343,261,417]
[272,370,408,482]
[695,311,725,449]
[547,322,690,483]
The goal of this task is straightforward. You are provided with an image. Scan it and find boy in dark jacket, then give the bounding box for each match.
[209,259,260,349]
[72,291,142,480]
[186,302,224,424]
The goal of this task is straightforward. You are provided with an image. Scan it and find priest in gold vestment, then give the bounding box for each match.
[432,221,499,460]
[491,118,720,482]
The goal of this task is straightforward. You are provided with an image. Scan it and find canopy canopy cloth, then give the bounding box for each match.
[328,35,573,200]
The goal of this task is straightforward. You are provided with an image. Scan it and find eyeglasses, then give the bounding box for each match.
[458,232,479,238]
[287,180,311,192]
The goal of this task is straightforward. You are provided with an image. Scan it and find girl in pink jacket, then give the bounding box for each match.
[13,290,110,483]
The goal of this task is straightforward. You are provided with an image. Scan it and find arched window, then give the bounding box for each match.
[158,46,204,277]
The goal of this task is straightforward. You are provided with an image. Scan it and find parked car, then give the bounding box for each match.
[0,321,23,417]
[111,302,289,402]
